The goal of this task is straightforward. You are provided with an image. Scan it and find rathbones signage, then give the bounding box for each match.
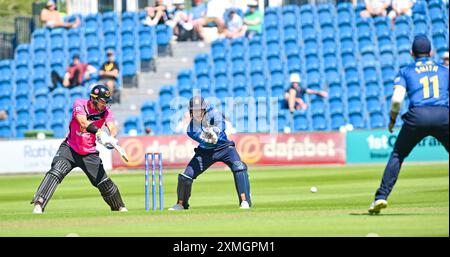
[112,132,346,168]
[346,130,448,163]
[0,139,112,173]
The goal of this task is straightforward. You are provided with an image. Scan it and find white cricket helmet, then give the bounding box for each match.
[290,73,301,83]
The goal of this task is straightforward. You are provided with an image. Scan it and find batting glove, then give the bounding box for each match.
[96,130,109,145]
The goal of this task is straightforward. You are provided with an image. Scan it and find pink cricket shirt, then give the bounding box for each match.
[66,99,114,155]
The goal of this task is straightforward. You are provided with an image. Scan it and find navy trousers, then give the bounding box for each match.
[375,106,449,200]
[183,144,244,179]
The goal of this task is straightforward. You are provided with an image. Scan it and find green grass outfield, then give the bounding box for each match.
[0,163,448,237]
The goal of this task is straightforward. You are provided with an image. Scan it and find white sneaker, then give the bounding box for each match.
[168,204,184,211]
[368,199,388,214]
[32,204,43,214]
[119,207,128,212]
[240,201,250,209]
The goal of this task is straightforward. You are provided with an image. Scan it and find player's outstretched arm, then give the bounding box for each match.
[388,85,406,133]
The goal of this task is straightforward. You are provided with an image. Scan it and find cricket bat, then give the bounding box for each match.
[111,141,129,162]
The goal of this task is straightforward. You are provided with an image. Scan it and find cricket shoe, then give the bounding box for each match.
[240,201,250,209]
[368,199,388,214]
[32,204,43,214]
[119,207,128,212]
[168,204,185,211]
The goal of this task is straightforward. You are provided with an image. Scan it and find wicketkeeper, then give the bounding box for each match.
[31,84,127,213]
[169,96,252,210]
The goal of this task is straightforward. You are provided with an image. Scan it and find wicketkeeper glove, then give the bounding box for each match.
[200,126,219,144]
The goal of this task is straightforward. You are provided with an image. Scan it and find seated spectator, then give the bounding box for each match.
[172,0,195,41]
[191,0,207,40]
[142,0,170,26]
[284,73,328,113]
[50,54,97,91]
[224,9,247,39]
[0,110,7,120]
[442,51,449,67]
[243,0,262,39]
[360,0,391,18]
[203,0,232,33]
[99,49,120,98]
[388,0,414,19]
[40,0,80,29]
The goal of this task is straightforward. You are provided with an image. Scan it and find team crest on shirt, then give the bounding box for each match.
[394,77,400,83]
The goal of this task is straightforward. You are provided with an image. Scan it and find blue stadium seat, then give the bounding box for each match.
[293,110,309,131]
[264,13,279,30]
[331,113,346,130]
[369,111,385,128]
[0,119,14,138]
[0,60,13,84]
[312,114,328,131]
[349,112,365,129]
[139,24,156,61]
[266,28,280,44]
[31,29,48,52]
[398,51,414,68]
[214,59,228,77]
[348,97,363,115]
[122,12,137,32]
[51,87,67,110]
[231,44,246,61]
[366,96,383,114]
[329,99,345,115]
[156,24,172,46]
[249,44,264,61]
[123,115,142,135]
[266,42,282,59]
[252,76,267,98]
[287,55,301,74]
[159,85,176,109]
[211,39,227,61]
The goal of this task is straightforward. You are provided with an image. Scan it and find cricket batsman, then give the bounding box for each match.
[168,96,252,210]
[368,36,449,214]
[31,84,127,213]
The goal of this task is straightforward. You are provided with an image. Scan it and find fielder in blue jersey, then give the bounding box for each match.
[168,96,252,210]
[369,36,449,214]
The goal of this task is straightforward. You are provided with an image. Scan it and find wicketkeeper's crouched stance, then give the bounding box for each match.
[31,84,127,213]
[169,96,252,210]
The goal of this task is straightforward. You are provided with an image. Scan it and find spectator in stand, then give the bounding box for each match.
[360,0,391,18]
[99,49,120,98]
[284,73,328,113]
[50,54,97,91]
[243,0,262,39]
[0,110,7,120]
[442,51,449,67]
[172,0,195,41]
[388,0,414,20]
[224,9,247,39]
[142,0,171,26]
[40,0,80,29]
[191,0,207,40]
[195,0,231,39]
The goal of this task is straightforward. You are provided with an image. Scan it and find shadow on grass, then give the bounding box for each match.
[349,212,430,216]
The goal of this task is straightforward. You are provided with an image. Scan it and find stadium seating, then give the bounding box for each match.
[1,3,449,138]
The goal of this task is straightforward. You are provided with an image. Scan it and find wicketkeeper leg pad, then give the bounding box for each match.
[177,174,193,209]
[231,161,252,207]
[97,178,125,211]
